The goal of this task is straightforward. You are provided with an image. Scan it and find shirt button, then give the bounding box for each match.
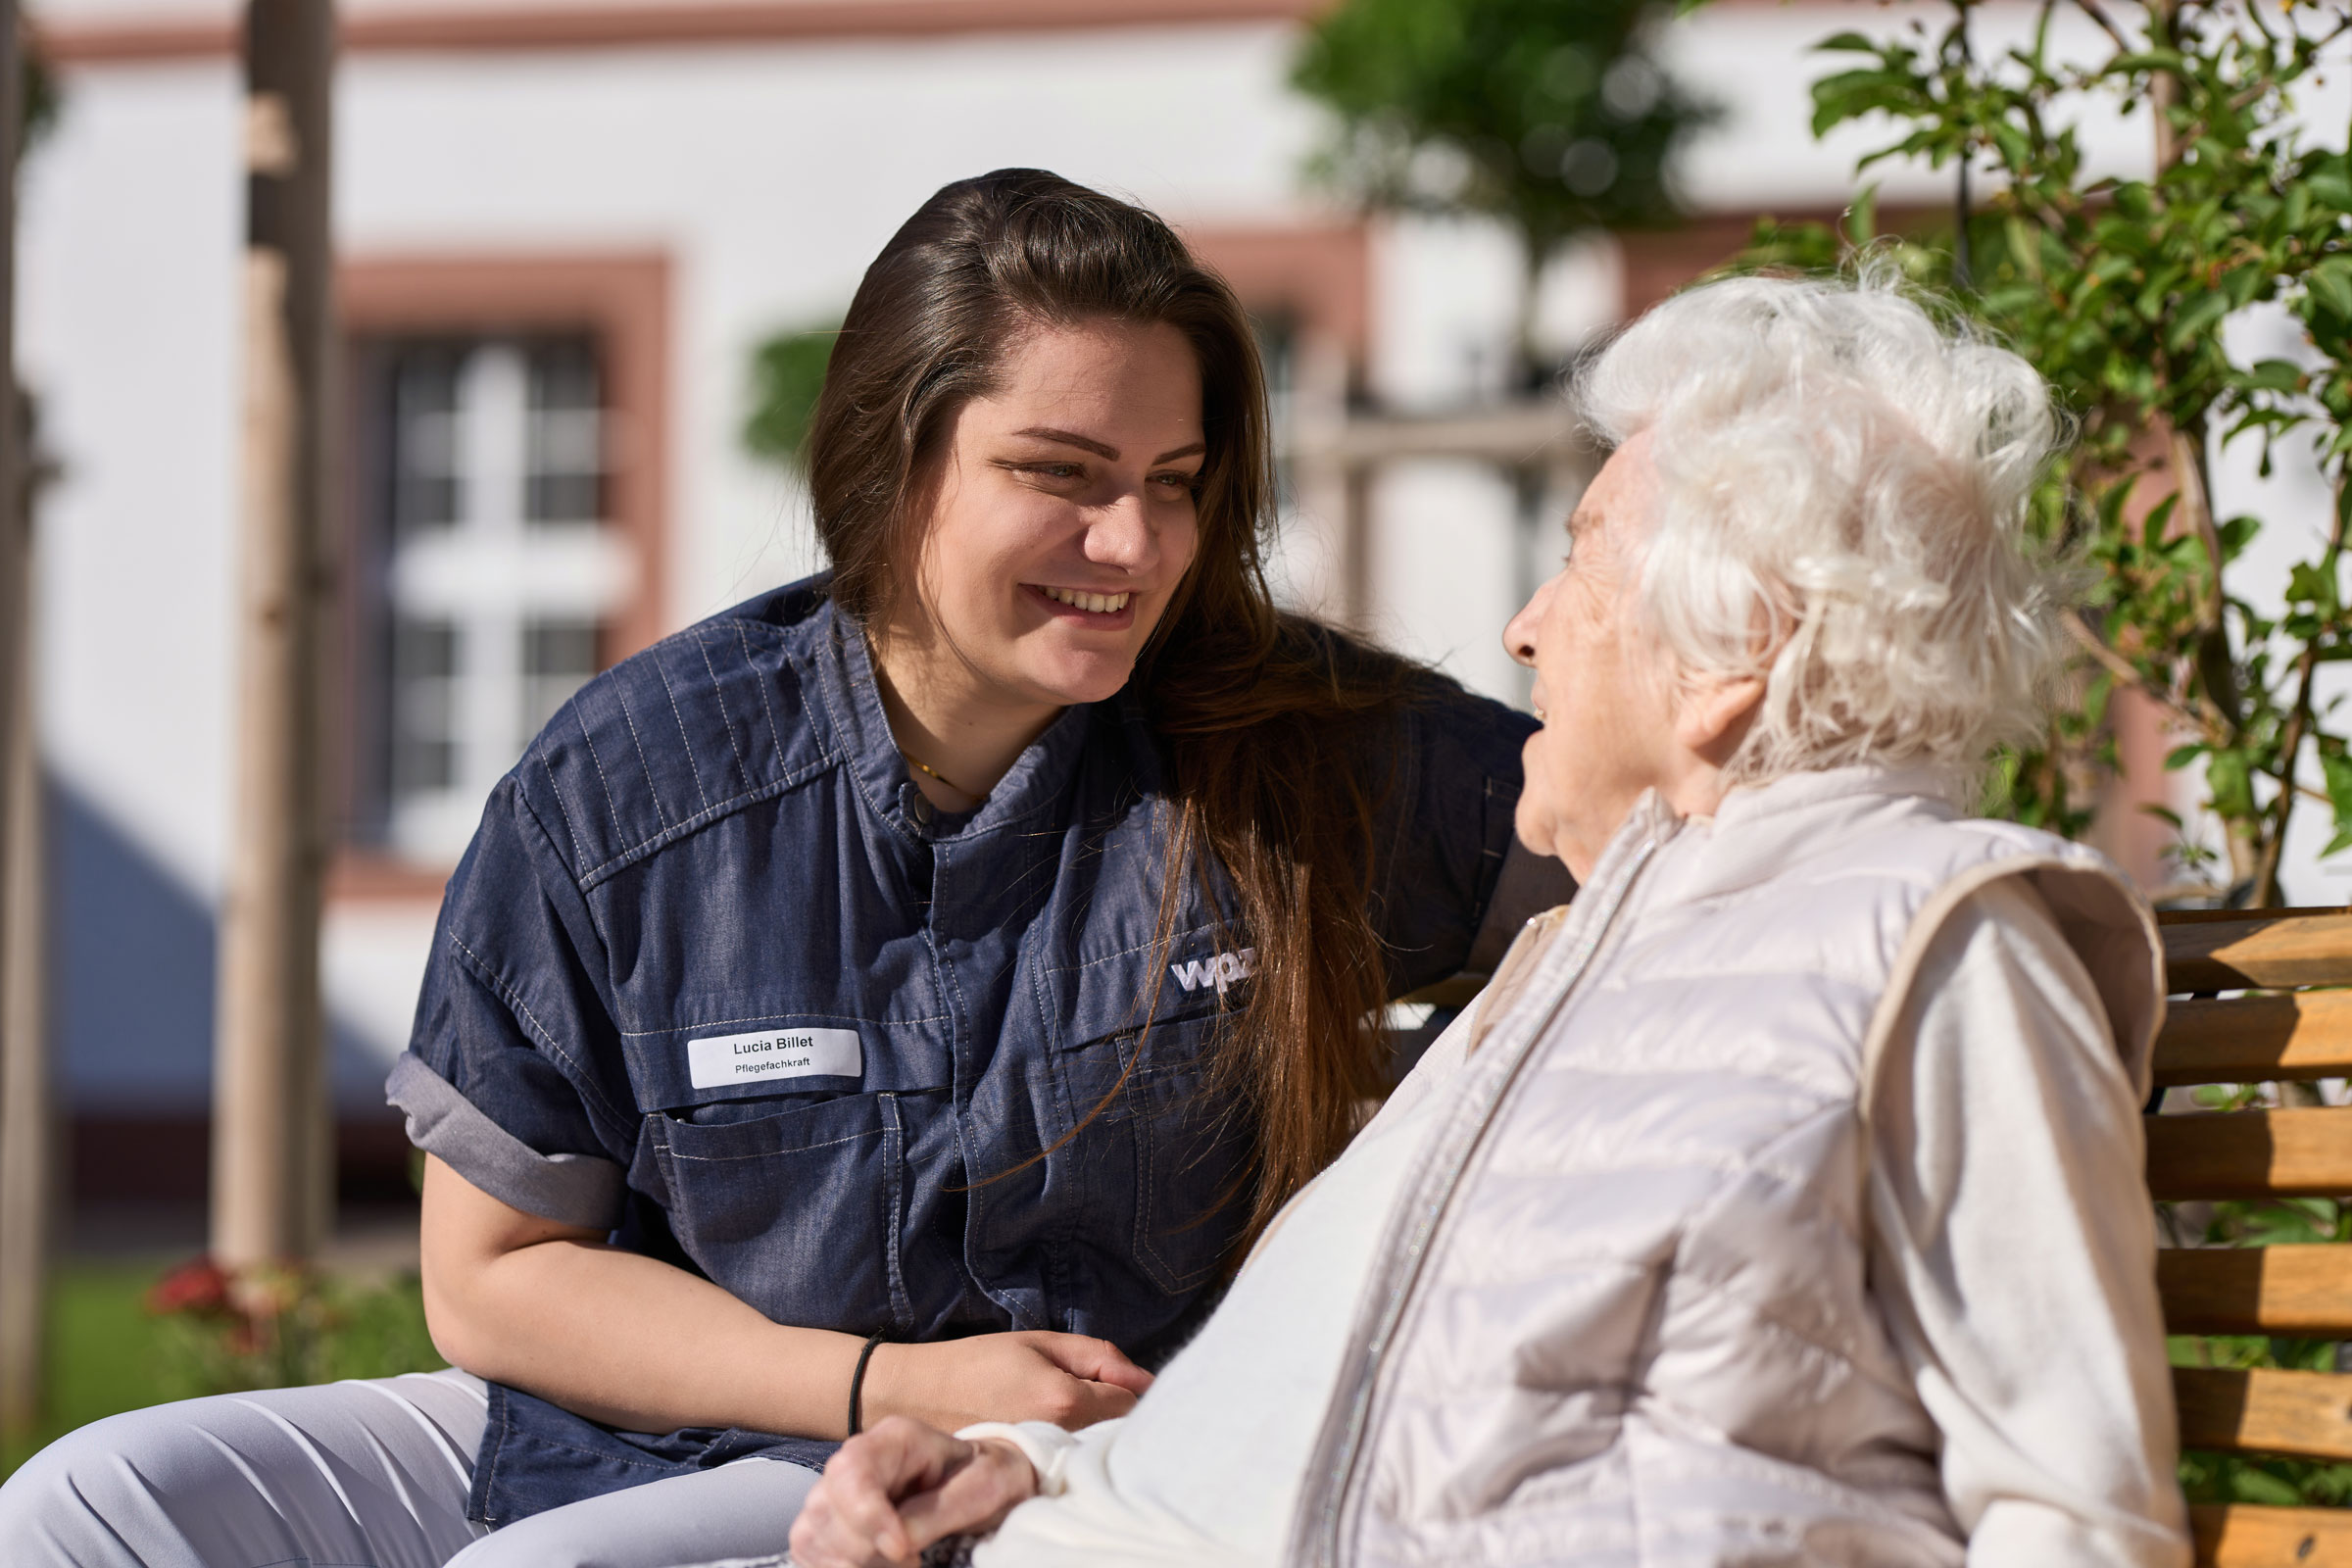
[903,785,935,827]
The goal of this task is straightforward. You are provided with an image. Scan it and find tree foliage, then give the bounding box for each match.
[22,33,54,161]
[742,322,837,472]
[1291,0,1714,369]
[1739,0,2352,904]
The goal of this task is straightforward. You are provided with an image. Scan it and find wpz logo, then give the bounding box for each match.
[1170,947,1256,997]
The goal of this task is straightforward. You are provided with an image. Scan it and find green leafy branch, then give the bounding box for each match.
[1291,0,1717,377]
[1737,0,2352,903]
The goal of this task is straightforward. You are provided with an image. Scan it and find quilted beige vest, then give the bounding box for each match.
[1289,766,2163,1567]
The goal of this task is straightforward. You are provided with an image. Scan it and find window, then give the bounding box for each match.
[353,333,636,864]
[333,255,666,889]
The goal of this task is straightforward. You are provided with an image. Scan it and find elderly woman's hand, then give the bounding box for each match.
[788,1416,1040,1568]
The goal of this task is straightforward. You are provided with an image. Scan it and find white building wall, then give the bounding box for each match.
[42,0,2340,1115]
[24,60,240,906]
[23,58,244,1108]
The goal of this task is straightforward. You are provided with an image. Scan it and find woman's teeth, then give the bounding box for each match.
[1040,586,1132,613]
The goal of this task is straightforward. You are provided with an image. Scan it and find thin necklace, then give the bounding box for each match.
[864,629,987,805]
[902,749,985,803]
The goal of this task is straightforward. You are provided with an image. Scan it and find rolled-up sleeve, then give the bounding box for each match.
[1866,875,2190,1567]
[387,775,633,1232]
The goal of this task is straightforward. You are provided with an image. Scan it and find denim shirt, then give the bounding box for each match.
[386,575,1557,1525]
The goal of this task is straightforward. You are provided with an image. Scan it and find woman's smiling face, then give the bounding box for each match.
[891,317,1205,712]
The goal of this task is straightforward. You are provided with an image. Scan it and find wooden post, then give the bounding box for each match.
[1340,464,1373,635]
[0,0,43,1445]
[1285,330,1377,633]
[0,513,44,1444]
[1949,2,1974,292]
[213,0,336,1269]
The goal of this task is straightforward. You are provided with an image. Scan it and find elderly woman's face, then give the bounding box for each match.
[1502,436,1685,880]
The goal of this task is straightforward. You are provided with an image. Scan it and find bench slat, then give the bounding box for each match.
[2158,907,2352,928]
[2145,1107,2352,1200]
[2166,913,2352,993]
[2175,1366,2352,1461]
[2157,993,2352,1087]
[2190,1503,2352,1568]
[2160,1248,2352,1337]
[1396,973,1487,1011]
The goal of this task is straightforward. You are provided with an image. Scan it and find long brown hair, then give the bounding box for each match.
[808,169,1415,1247]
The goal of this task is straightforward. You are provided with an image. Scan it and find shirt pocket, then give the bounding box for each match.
[1124,1020,1253,1295]
[646,1087,927,1334]
[1048,931,1254,1297]
[620,1009,950,1330]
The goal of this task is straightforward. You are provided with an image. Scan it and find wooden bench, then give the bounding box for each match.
[2154,907,2352,1567]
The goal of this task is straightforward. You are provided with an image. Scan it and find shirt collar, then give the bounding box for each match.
[809,596,1101,842]
[1642,762,1964,906]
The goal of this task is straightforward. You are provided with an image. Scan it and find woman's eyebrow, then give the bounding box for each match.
[1012,426,1119,460]
[1010,427,1206,466]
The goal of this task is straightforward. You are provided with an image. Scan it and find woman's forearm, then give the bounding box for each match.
[419,1154,863,1439]
[438,1235,863,1437]
[418,1155,1149,1442]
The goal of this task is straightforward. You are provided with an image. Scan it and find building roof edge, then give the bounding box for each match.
[39,0,1326,67]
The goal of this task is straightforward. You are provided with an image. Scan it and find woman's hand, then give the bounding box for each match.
[788,1417,1039,1568]
[862,1331,1152,1433]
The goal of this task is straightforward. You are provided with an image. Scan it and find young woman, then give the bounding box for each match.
[0,170,1560,1567]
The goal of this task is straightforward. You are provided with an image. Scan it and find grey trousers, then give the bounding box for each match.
[0,1368,819,1568]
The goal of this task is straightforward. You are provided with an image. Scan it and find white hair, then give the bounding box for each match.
[1577,268,2070,791]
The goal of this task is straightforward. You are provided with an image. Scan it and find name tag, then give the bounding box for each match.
[687,1027,862,1090]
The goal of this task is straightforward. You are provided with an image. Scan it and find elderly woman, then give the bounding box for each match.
[786,272,2191,1568]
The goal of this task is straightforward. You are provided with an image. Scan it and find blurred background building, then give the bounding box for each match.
[18,0,2339,1221]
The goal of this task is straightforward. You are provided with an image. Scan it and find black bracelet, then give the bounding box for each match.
[847,1330,889,1437]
